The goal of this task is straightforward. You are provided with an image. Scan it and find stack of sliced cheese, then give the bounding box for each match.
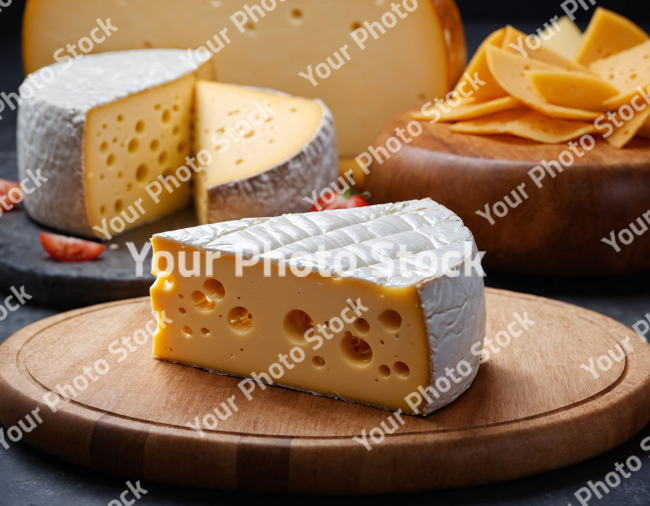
[17,50,338,239]
[412,8,650,148]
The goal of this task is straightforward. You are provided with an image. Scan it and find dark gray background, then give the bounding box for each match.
[1,1,650,504]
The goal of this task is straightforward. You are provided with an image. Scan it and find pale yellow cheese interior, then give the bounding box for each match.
[195,81,323,187]
[538,16,583,60]
[84,75,195,235]
[23,0,451,157]
[150,239,431,413]
[193,81,324,225]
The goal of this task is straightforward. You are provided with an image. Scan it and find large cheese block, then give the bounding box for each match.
[17,49,213,239]
[150,199,486,414]
[22,0,466,158]
[193,81,337,224]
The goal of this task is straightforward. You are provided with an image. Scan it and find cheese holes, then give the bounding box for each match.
[378,310,402,332]
[173,104,179,112]
[312,356,325,368]
[135,120,145,133]
[201,328,211,336]
[284,310,314,345]
[114,199,124,213]
[100,142,108,154]
[393,362,410,378]
[173,125,180,136]
[291,8,303,19]
[179,307,186,315]
[235,159,244,165]
[136,164,149,183]
[100,205,106,215]
[351,22,362,31]
[229,307,254,334]
[192,291,216,312]
[128,138,139,154]
[177,142,187,153]
[379,365,391,377]
[162,109,171,123]
[354,318,370,335]
[341,333,373,366]
[181,326,193,338]
[107,154,116,167]
[203,279,225,301]
[159,151,169,165]
[150,139,160,152]
[117,114,124,122]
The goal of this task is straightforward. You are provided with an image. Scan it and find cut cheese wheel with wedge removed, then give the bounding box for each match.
[486,46,601,121]
[526,70,619,112]
[453,28,507,101]
[590,41,650,109]
[450,109,597,144]
[575,7,649,66]
[538,16,583,60]
[411,96,520,122]
[193,82,337,225]
[501,26,592,74]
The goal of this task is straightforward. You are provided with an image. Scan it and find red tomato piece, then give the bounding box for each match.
[40,232,106,262]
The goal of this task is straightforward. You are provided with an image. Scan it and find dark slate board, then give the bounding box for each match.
[0,205,196,308]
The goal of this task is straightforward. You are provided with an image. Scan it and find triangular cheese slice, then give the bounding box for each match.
[575,7,649,66]
[193,81,337,225]
[501,26,591,73]
[538,16,583,60]
[600,104,650,149]
[526,70,619,112]
[450,108,597,144]
[590,41,650,109]
[411,96,520,122]
[486,46,600,121]
[453,28,507,101]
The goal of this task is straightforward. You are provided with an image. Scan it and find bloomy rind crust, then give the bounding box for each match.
[17,50,210,239]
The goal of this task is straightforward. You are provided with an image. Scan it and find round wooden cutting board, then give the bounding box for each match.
[364,114,650,276]
[1,289,650,494]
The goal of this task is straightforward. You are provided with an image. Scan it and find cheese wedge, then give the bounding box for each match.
[17,50,213,239]
[502,26,591,74]
[575,7,649,66]
[411,96,521,122]
[22,0,466,158]
[193,82,337,225]
[538,16,583,60]
[486,46,600,121]
[591,41,650,109]
[150,199,487,415]
[526,70,620,112]
[450,109,597,144]
[453,28,507,101]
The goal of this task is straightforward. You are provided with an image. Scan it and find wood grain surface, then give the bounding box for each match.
[1,289,649,493]
[365,115,650,275]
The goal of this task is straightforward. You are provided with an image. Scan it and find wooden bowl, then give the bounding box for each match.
[365,111,650,276]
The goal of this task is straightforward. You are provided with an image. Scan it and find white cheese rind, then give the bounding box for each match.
[17,49,206,237]
[206,98,338,223]
[154,199,486,414]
